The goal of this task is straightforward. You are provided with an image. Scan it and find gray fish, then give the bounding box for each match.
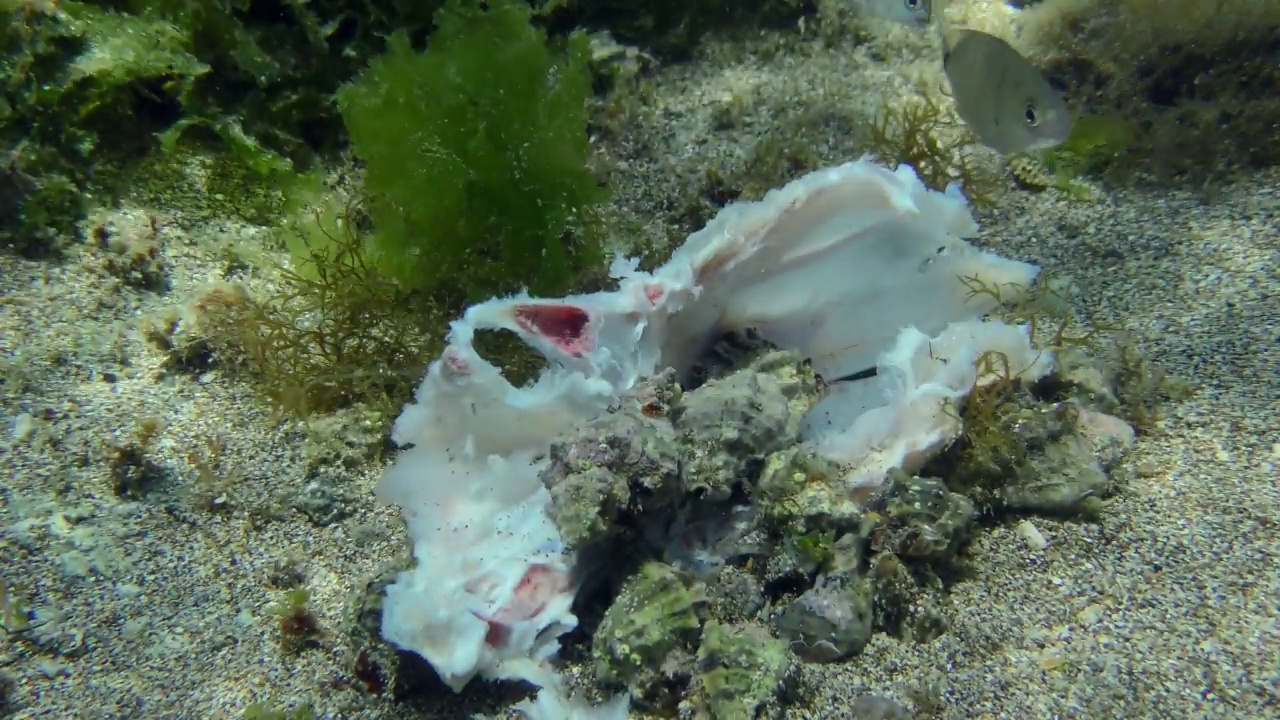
[942,28,1072,155]
[850,0,933,27]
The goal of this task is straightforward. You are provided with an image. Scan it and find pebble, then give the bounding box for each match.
[1016,519,1049,550]
[11,412,36,442]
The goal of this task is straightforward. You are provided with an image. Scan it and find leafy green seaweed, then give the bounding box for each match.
[335,0,608,303]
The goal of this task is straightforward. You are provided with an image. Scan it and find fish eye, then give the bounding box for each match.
[1024,103,1040,127]
[904,0,920,8]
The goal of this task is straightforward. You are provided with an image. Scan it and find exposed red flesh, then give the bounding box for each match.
[478,565,565,648]
[514,304,592,357]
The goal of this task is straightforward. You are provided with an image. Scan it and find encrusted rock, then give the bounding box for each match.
[1073,407,1136,470]
[593,562,704,705]
[95,208,171,293]
[541,372,684,552]
[537,315,1140,709]
[754,447,862,537]
[866,552,950,643]
[1002,435,1112,515]
[659,503,760,578]
[290,473,357,526]
[691,621,794,720]
[929,395,1130,516]
[303,406,388,471]
[703,565,766,625]
[1052,346,1122,414]
[849,694,912,720]
[772,574,873,663]
[674,351,819,501]
[871,474,976,564]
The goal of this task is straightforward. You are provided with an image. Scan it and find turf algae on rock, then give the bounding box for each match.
[592,561,705,709]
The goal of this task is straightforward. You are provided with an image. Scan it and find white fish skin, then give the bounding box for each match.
[850,0,933,27]
[942,28,1073,155]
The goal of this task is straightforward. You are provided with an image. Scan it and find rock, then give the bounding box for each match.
[675,351,819,501]
[703,565,766,624]
[849,694,913,720]
[11,413,37,443]
[540,371,684,553]
[872,475,976,564]
[755,447,863,538]
[290,474,356,526]
[1001,434,1111,515]
[1073,407,1136,470]
[692,621,794,720]
[593,562,704,705]
[1016,519,1049,550]
[772,575,873,663]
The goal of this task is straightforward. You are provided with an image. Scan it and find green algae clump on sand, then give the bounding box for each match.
[335,0,608,304]
[162,0,615,418]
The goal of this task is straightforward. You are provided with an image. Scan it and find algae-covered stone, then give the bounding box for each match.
[302,406,388,471]
[867,552,950,642]
[929,395,1127,517]
[753,448,867,585]
[873,475,976,564]
[755,447,862,537]
[549,0,808,61]
[541,375,684,552]
[593,561,704,702]
[692,621,794,720]
[675,352,819,501]
[772,575,873,662]
[1051,346,1122,414]
[742,351,823,437]
[2,4,208,255]
[999,435,1112,515]
[775,530,837,578]
[703,565,766,625]
[867,552,913,632]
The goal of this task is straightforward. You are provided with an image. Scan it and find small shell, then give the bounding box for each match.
[1016,519,1049,550]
